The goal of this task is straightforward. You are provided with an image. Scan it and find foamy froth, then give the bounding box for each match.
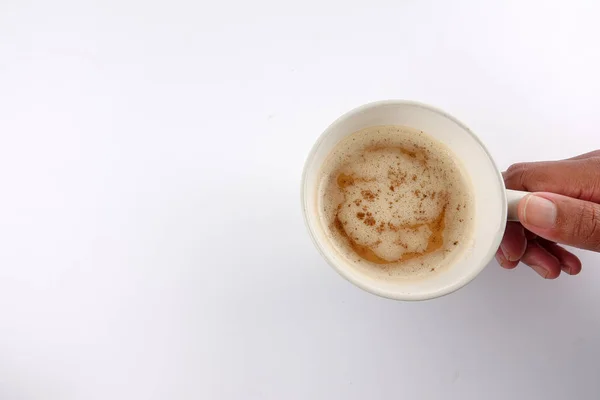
[319,125,474,279]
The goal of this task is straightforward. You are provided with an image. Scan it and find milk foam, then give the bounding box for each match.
[319,125,474,279]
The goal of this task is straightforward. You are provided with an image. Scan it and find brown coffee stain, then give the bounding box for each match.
[367,145,429,166]
[334,205,447,265]
[361,189,376,201]
[337,173,377,189]
[337,173,355,189]
[333,216,391,264]
[388,207,446,264]
[333,208,447,264]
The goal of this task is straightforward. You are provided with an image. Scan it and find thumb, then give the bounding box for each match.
[518,193,600,252]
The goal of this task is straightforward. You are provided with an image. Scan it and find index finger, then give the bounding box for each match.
[503,157,600,203]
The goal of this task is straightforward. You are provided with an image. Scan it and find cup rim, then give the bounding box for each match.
[301,99,507,301]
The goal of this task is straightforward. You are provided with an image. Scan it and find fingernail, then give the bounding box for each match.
[530,264,549,278]
[523,195,557,229]
[500,244,510,260]
[500,244,517,262]
[496,251,507,267]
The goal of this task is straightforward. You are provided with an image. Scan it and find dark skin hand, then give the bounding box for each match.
[497,150,600,278]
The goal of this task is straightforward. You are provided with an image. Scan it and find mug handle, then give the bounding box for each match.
[506,189,529,222]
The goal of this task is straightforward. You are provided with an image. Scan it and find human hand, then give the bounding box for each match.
[496,150,600,278]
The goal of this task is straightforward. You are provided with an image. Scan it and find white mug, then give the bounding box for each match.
[301,100,528,301]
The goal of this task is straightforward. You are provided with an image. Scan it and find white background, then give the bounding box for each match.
[1,0,599,399]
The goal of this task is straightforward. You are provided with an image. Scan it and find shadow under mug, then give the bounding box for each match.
[301,100,528,301]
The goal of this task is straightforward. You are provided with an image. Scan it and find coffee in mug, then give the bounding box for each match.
[318,125,474,280]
